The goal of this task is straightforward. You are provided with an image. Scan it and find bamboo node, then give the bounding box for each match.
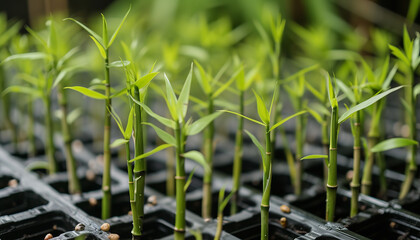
[104,83,110,87]
[353,146,361,150]
[174,176,186,180]
[329,148,337,151]
[174,227,185,232]
[326,184,338,189]
[260,203,269,208]
[353,122,360,126]
[102,186,110,191]
[266,152,271,155]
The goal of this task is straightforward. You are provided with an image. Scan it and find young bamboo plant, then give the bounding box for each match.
[302,73,403,221]
[132,64,220,240]
[388,28,420,200]
[65,7,130,218]
[360,56,398,197]
[193,60,239,220]
[3,20,80,182]
[222,90,306,239]
[230,58,259,215]
[214,186,234,240]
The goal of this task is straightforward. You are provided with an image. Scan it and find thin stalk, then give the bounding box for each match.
[132,86,145,233]
[400,71,417,200]
[202,96,214,220]
[295,99,304,196]
[214,211,223,240]
[0,66,18,150]
[174,121,186,240]
[261,125,272,240]
[125,142,141,239]
[166,140,175,196]
[102,50,112,219]
[350,111,361,217]
[322,113,329,185]
[361,101,382,195]
[44,95,57,174]
[28,97,36,157]
[58,84,81,194]
[231,90,244,215]
[326,105,338,222]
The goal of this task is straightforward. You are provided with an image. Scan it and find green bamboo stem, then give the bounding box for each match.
[132,86,145,233]
[174,121,186,240]
[400,72,417,200]
[58,84,81,194]
[166,142,175,197]
[125,142,141,239]
[102,51,112,219]
[214,211,223,240]
[350,111,361,217]
[28,97,36,157]
[322,113,329,185]
[326,105,338,222]
[44,95,57,174]
[231,90,244,215]
[202,97,214,220]
[261,125,272,240]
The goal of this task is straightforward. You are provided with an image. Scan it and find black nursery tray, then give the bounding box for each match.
[1,129,420,240]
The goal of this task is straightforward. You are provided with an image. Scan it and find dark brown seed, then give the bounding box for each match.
[44,233,53,240]
[75,223,85,231]
[101,223,110,232]
[280,217,287,228]
[108,233,120,240]
[280,205,290,213]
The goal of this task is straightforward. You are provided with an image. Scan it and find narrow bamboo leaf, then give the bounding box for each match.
[307,108,323,125]
[389,45,410,66]
[338,86,403,124]
[235,65,245,91]
[25,161,49,172]
[108,60,130,68]
[48,19,57,54]
[129,95,175,128]
[400,97,413,115]
[107,106,125,135]
[371,138,418,152]
[64,18,103,47]
[261,164,271,203]
[129,144,172,163]
[184,167,196,192]
[143,122,176,146]
[412,34,420,69]
[101,14,108,47]
[244,65,259,90]
[253,90,269,124]
[25,26,48,51]
[164,73,179,121]
[219,189,234,213]
[65,86,107,99]
[218,186,225,212]
[212,60,230,87]
[177,63,193,119]
[244,130,266,172]
[382,64,398,90]
[361,59,375,83]
[269,111,307,132]
[193,60,211,94]
[3,52,48,63]
[182,151,209,172]
[109,88,126,99]
[124,107,134,139]
[90,35,106,59]
[214,99,239,111]
[300,154,328,160]
[133,72,159,89]
[414,83,420,99]
[336,79,355,104]
[108,6,131,48]
[403,26,412,59]
[326,74,338,108]
[57,47,79,69]
[186,111,222,136]
[378,56,390,85]
[53,66,80,89]
[67,108,82,125]
[212,68,240,99]
[282,64,320,84]
[219,110,265,126]
[110,138,129,148]
[306,81,324,102]
[2,86,41,98]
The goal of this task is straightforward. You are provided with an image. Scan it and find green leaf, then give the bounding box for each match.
[212,68,241,99]
[129,144,172,163]
[67,108,82,125]
[219,110,265,126]
[269,111,307,132]
[244,130,266,172]
[129,95,175,129]
[110,138,129,148]
[65,86,107,99]
[326,74,338,108]
[3,52,48,63]
[300,154,328,160]
[109,88,126,99]
[25,26,49,51]
[124,106,134,139]
[143,122,176,145]
[403,26,412,59]
[371,138,418,152]
[282,64,320,84]
[177,63,193,119]
[133,72,159,89]
[164,73,179,121]
[389,44,410,66]
[182,151,209,172]
[305,81,324,102]
[253,90,269,124]
[90,35,106,59]
[307,108,323,125]
[108,60,130,68]
[338,86,403,124]
[193,60,211,94]
[107,105,125,136]
[336,79,355,104]
[108,6,131,48]
[186,111,222,136]
[184,168,196,192]
[244,65,260,90]
[219,188,234,213]
[414,83,420,99]
[64,18,103,47]
[101,14,108,47]
[48,19,58,54]
[25,161,49,172]
[382,64,398,90]
[53,66,80,89]
[2,86,42,98]
[58,47,80,69]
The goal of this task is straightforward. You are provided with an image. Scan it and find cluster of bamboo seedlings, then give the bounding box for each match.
[0,1,420,240]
